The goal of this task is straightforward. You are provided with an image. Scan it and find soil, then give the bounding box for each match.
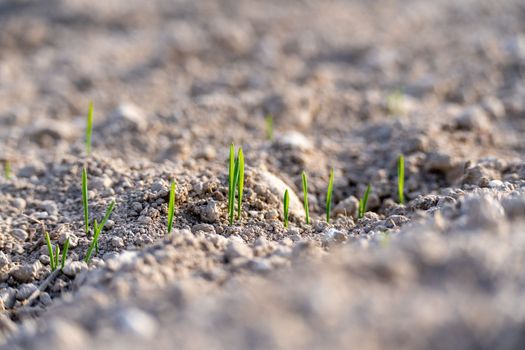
[1,0,525,349]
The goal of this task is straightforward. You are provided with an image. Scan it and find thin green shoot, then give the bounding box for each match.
[61,238,70,269]
[3,160,11,180]
[94,219,100,255]
[45,232,56,271]
[387,89,405,116]
[54,245,60,271]
[283,189,290,229]
[45,233,70,271]
[86,102,93,155]
[398,154,405,204]
[358,184,372,219]
[82,167,89,234]
[228,143,235,224]
[167,181,176,234]
[230,152,240,224]
[84,200,115,263]
[265,114,274,141]
[227,144,244,225]
[325,168,334,223]
[301,171,310,225]
[236,148,245,220]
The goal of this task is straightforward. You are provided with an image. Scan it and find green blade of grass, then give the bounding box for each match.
[93,219,99,254]
[387,89,404,116]
[283,189,290,229]
[82,167,89,234]
[4,160,11,180]
[236,148,245,220]
[358,184,372,219]
[398,154,405,204]
[97,201,115,233]
[84,200,115,263]
[45,232,55,271]
[61,238,70,270]
[228,143,235,224]
[301,171,310,225]
[54,245,60,272]
[86,102,93,155]
[167,181,176,234]
[229,150,241,225]
[265,114,273,141]
[326,168,334,223]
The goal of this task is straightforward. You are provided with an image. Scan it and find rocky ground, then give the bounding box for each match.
[1,0,525,349]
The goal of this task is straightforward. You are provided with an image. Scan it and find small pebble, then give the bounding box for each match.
[115,308,158,339]
[488,180,504,188]
[11,228,28,242]
[0,288,16,309]
[191,223,216,234]
[12,198,26,210]
[198,201,220,223]
[16,283,38,301]
[10,261,42,283]
[0,252,10,268]
[39,292,52,306]
[59,232,78,247]
[41,200,59,216]
[62,261,88,278]
[225,237,253,261]
[111,236,125,248]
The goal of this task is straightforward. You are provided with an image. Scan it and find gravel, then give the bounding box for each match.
[0,0,524,349]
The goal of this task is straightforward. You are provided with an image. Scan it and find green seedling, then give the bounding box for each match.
[301,171,310,225]
[358,184,372,219]
[84,200,115,263]
[54,244,60,271]
[3,160,11,180]
[283,189,290,229]
[86,102,93,155]
[82,167,89,234]
[265,114,274,141]
[387,89,405,116]
[236,148,245,220]
[325,168,334,223]
[45,232,56,271]
[227,144,245,225]
[167,181,176,234]
[45,232,70,271]
[228,143,235,224]
[398,154,405,204]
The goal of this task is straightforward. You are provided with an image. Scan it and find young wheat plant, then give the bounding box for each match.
[167,180,176,234]
[3,160,11,180]
[227,144,245,224]
[358,184,372,219]
[45,232,70,271]
[45,232,56,271]
[86,102,93,155]
[301,171,310,224]
[326,168,334,223]
[82,167,89,234]
[387,89,405,116]
[236,148,245,220]
[283,189,290,228]
[265,114,274,141]
[398,154,405,204]
[228,144,235,224]
[84,200,115,263]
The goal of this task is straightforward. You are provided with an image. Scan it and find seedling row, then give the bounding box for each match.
[6,104,408,273]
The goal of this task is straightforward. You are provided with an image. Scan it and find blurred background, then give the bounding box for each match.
[0,0,524,161]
